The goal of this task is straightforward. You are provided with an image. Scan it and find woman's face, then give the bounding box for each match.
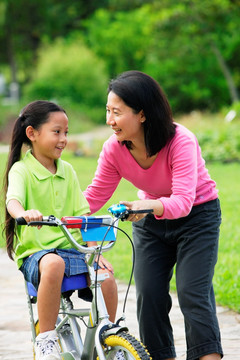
[106,91,145,143]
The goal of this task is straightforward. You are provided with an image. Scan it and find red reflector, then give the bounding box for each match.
[61,217,83,228]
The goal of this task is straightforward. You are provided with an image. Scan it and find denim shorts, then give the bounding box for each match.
[20,248,91,290]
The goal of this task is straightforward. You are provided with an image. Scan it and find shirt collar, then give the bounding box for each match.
[23,150,65,180]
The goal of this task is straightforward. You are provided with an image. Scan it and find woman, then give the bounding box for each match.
[84,70,223,360]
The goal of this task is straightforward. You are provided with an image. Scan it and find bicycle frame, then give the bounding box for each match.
[23,215,129,360]
[56,263,119,360]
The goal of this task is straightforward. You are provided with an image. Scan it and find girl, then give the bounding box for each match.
[4,100,117,360]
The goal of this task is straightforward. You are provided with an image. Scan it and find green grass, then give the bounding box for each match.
[207,162,240,311]
[0,151,239,312]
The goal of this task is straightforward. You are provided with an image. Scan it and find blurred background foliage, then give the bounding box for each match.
[0,0,240,310]
[24,38,109,123]
[0,0,240,160]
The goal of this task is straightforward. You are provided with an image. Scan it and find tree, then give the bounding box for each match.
[146,0,240,106]
[0,0,110,84]
[83,6,153,77]
[23,39,108,123]
[84,0,240,111]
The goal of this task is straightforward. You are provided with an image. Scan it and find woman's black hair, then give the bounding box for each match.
[3,100,66,259]
[108,70,176,157]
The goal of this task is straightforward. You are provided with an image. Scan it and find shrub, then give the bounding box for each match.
[196,123,240,163]
[23,39,109,123]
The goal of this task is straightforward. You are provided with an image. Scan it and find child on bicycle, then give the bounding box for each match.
[3,100,117,360]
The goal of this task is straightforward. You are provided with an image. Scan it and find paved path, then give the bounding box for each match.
[0,249,239,359]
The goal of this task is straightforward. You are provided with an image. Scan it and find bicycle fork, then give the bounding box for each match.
[81,256,127,360]
[81,271,111,360]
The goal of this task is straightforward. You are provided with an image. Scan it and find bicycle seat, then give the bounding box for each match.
[26,273,88,297]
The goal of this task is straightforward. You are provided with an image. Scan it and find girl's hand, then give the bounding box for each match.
[21,209,43,229]
[120,199,164,221]
[7,200,43,228]
[96,255,114,274]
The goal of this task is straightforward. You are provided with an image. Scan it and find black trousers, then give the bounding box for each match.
[132,199,223,360]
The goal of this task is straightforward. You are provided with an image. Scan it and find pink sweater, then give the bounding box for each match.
[84,123,218,219]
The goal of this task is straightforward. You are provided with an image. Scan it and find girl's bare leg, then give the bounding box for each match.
[99,269,118,322]
[37,253,65,333]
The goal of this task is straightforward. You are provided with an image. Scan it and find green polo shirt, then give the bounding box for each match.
[6,150,90,268]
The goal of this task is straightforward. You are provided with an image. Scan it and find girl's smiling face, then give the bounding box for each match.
[106,91,145,144]
[27,111,69,169]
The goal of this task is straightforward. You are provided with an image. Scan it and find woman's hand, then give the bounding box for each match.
[120,199,164,221]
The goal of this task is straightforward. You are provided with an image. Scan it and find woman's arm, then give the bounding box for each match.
[120,199,164,222]
[84,139,122,214]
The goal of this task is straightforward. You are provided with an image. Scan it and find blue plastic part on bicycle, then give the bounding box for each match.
[79,216,116,242]
[108,204,127,216]
[27,274,88,297]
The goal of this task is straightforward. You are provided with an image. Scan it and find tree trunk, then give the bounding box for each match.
[5,1,18,84]
[211,41,239,104]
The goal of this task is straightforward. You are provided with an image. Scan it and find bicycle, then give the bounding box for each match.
[16,204,153,360]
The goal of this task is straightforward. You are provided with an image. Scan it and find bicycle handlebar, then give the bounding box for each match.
[15,204,153,253]
[15,215,116,254]
[16,215,57,226]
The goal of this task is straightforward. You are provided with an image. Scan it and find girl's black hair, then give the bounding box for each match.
[108,70,176,157]
[3,100,66,259]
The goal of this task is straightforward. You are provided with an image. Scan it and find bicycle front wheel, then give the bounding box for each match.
[102,331,151,360]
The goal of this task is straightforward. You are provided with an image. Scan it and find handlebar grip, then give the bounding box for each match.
[128,209,153,214]
[16,216,58,227]
[16,217,27,225]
